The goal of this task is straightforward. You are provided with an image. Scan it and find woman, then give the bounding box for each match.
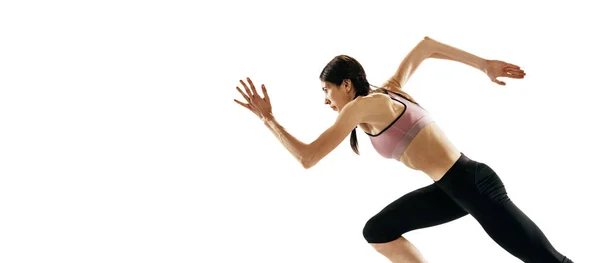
[233,36,573,263]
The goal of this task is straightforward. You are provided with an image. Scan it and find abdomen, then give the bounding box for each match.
[398,122,462,181]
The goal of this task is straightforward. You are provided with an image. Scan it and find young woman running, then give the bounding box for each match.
[233,36,573,263]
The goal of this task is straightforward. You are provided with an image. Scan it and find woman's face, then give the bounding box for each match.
[322,80,353,112]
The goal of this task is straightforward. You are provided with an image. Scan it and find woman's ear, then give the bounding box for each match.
[344,79,351,92]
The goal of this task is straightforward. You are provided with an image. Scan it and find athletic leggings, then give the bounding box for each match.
[362,153,573,263]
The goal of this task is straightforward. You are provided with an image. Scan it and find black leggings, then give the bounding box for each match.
[362,153,573,263]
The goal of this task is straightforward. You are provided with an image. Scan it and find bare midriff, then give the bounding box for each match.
[397,122,461,181]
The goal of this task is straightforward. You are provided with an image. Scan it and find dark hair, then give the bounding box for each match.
[319,55,375,155]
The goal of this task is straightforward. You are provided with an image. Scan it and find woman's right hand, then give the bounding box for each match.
[484,60,526,85]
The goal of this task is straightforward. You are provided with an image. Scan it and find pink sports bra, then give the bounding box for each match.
[366,90,434,160]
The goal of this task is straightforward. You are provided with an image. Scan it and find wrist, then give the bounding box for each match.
[478,58,489,72]
[262,113,275,123]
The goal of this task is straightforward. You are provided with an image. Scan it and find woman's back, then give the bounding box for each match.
[359,88,461,181]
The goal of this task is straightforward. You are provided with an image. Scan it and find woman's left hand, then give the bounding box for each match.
[234,77,274,121]
[484,60,526,86]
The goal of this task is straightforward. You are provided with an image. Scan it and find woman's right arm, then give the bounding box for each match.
[425,37,526,85]
[384,36,488,91]
[425,36,488,73]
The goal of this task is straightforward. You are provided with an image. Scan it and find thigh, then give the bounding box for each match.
[438,159,571,262]
[363,183,468,243]
[472,199,569,262]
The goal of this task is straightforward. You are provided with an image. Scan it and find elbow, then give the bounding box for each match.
[301,162,312,169]
[423,36,437,44]
[419,36,437,57]
[301,155,316,169]
[301,159,314,169]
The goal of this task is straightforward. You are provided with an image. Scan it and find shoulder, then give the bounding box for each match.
[338,93,390,121]
[349,93,388,109]
[381,78,403,92]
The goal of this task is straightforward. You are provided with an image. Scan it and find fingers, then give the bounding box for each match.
[239,77,270,98]
[236,77,270,108]
[493,78,506,86]
[505,63,521,69]
[505,68,526,78]
[236,86,251,102]
[234,99,251,110]
[239,79,253,98]
[234,99,260,115]
[503,62,526,77]
[246,77,258,96]
[261,84,270,103]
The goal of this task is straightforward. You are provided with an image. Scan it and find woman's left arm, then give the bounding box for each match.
[263,102,363,169]
[235,78,367,169]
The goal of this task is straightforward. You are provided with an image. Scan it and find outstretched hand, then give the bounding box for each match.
[484,60,526,85]
[234,77,274,121]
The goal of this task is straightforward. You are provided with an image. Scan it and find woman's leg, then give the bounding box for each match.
[434,153,574,263]
[363,183,468,262]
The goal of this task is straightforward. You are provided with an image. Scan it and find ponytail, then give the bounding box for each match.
[348,78,377,156]
[350,127,359,155]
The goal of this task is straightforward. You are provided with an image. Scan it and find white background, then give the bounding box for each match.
[1,0,598,262]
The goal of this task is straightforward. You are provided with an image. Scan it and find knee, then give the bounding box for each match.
[362,215,403,244]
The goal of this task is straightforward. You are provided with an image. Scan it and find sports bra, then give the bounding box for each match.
[365,90,434,160]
